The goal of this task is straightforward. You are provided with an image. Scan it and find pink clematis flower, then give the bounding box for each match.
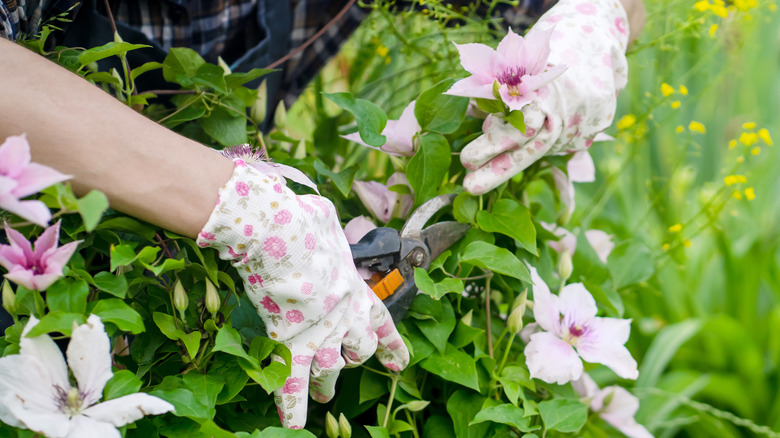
[552,150,596,220]
[525,267,638,384]
[353,173,413,223]
[0,221,80,291]
[343,101,420,157]
[446,28,567,111]
[0,135,70,227]
[220,144,319,193]
[573,374,653,438]
[541,222,615,264]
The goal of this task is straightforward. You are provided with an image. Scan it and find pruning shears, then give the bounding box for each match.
[349,194,470,322]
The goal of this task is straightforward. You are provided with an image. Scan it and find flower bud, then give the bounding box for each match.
[338,413,352,438]
[2,281,15,316]
[507,306,524,334]
[403,400,430,412]
[173,279,188,315]
[325,412,339,438]
[557,251,573,282]
[205,280,220,316]
[510,289,527,313]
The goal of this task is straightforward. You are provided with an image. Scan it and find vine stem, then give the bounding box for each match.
[497,333,515,375]
[382,373,400,428]
[485,273,494,358]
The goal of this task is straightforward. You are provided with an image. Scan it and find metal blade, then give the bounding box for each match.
[419,221,470,261]
[401,194,457,238]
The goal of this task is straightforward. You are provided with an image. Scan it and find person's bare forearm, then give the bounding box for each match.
[0,38,234,238]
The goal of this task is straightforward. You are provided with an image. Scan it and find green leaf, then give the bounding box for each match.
[359,368,389,404]
[193,63,227,94]
[365,426,391,438]
[414,268,464,300]
[225,68,274,90]
[93,272,128,299]
[420,344,480,391]
[161,96,208,128]
[78,41,150,66]
[505,110,526,134]
[414,79,469,134]
[198,105,248,147]
[460,241,531,282]
[453,192,478,225]
[149,386,211,419]
[446,390,488,438]
[407,133,451,206]
[130,61,163,82]
[636,319,701,388]
[474,98,506,114]
[26,311,85,337]
[476,199,537,255]
[323,92,387,147]
[470,404,539,431]
[607,241,655,289]
[450,319,483,349]
[46,278,89,314]
[538,399,588,433]
[110,244,159,272]
[91,299,145,334]
[313,161,358,197]
[209,355,250,404]
[162,48,206,87]
[76,190,109,232]
[213,325,255,363]
[415,296,456,352]
[497,366,535,406]
[141,258,186,277]
[241,337,291,393]
[153,312,201,358]
[104,370,142,400]
[85,71,121,86]
[182,373,224,415]
[97,216,157,240]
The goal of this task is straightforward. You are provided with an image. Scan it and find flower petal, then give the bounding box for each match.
[0,135,32,179]
[4,223,34,261]
[0,355,62,430]
[344,216,376,245]
[529,267,560,334]
[0,175,17,196]
[585,230,614,264]
[41,240,80,280]
[32,220,62,260]
[353,180,396,223]
[6,393,72,438]
[0,197,52,227]
[64,414,120,438]
[67,315,113,407]
[558,283,598,327]
[568,151,595,183]
[83,393,174,427]
[525,331,583,384]
[518,27,556,74]
[541,222,576,256]
[571,373,600,400]
[20,316,70,391]
[386,172,414,219]
[11,163,70,199]
[446,77,495,100]
[496,28,528,70]
[598,387,653,438]
[5,268,42,291]
[517,64,568,95]
[453,42,498,81]
[382,101,419,156]
[576,318,638,380]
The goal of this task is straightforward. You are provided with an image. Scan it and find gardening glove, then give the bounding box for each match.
[197,159,409,429]
[461,0,630,195]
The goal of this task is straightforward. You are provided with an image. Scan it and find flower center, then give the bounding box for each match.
[563,323,587,345]
[497,67,527,96]
[55,385,85,416]
[220,144,273,166]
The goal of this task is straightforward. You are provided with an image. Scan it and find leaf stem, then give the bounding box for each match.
[485,273,494,358]
[382,373,400,428]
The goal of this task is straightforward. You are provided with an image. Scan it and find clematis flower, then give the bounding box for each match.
[220,144,319,193]
[446,28,566,111]
[572,374,653,438]
[552,151,596,220]
[0,135,70,227]
[541,222,615,264]
[343,101,420,157]
[353,173,413,223]
[0,221,80,291]
[0,315,174,437]
[344,216,377,281]
[525,267,638,384]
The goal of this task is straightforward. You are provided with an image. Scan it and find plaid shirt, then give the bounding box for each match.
[2,0,550,100]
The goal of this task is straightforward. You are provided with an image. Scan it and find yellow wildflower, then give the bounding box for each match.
[729,139,737,149]
[676,125,685,133]
[745,187,756,200]
[709,24,718,36]
[724,174,747,186]
[617,114,636,130]
[770,3,778,11]
[660,83,674,97]
[758,128,773,145]
[694,0,711,11]
[752,147,761,155]
[680,85,689,95]
[711,3,729,16]
[739,132,759,146]
[689,121,706,133]
[737,156,745,163]
[668,224,683,233]
[732,191,743,200]
[671,101,681,109]
[743,122,757,129]
[376,45,389,57]
[662,243,670,251]
[683,239,693,248]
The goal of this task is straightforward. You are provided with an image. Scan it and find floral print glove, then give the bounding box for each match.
[197,160,409,429]
[460,0,630,194]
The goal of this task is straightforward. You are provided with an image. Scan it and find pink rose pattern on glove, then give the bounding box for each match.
[197,160,409,429]
[461,0,630,194]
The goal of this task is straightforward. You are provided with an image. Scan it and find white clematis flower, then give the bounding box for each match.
[524,267,638,385]
[572,374,653,438]
[0,315,174,437]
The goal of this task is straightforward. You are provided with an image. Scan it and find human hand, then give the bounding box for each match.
[197,160,409,429]
[460,0,631,195]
